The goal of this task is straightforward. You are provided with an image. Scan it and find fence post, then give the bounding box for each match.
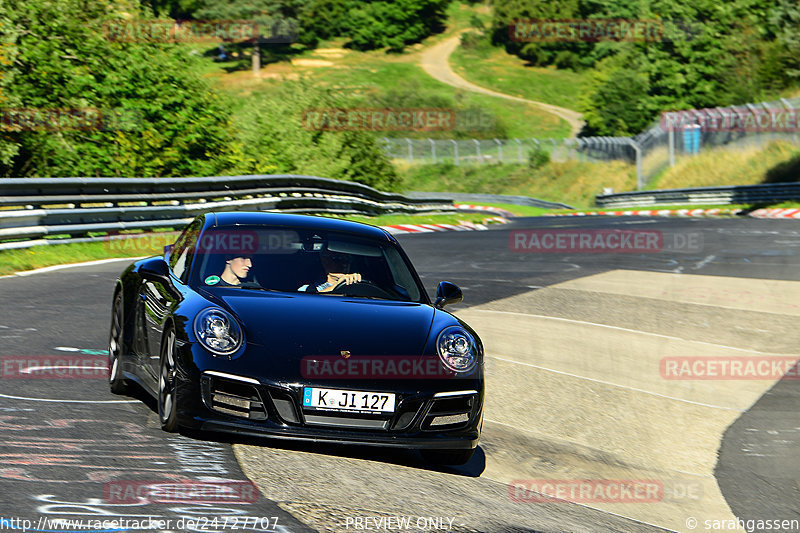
[668,127,675,167]
[515,138,522,163]
[782,98,798,144]
[747,103,762,144]
[429,138,436,164]
[495,138,502,163]
[474,139,481,164]
[626,138,643,190]
[452,140,459,166]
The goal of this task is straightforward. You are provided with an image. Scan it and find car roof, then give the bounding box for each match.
[204,211,393,241]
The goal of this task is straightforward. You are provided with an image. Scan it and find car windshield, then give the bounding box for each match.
[189,226,424,302]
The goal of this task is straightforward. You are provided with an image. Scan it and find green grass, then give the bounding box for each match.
[332,211,504,226]
[450,36,585,112]
[0,240,158,277]
[464,202,550,217]
[444,1,492,33]
[193,8,570,140]
[398,159,637,210]
[647,141,800,190]
[224,55,570,139]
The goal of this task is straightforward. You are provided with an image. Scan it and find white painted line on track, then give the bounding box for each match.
[488,355,745,412]
[693,255,716,270]
[0,392,137,403]
[20,365,103,374]
[470,309,797,355]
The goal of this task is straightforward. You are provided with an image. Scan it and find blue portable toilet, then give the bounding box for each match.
[683,124,701,154]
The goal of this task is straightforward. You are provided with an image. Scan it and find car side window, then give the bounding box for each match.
[170,219,202,282]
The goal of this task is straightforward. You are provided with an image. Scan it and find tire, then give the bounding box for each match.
[158,329,180,432]
[108,292,129,395]
[421,448,475,466]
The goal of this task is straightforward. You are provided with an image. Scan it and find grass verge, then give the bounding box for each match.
[450,36,585,112]
[648,141,800,190]
[398,159,637,210]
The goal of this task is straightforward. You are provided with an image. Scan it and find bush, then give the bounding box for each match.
[528,146,551,169]
[231,79,400,190]
[0,0,240,177]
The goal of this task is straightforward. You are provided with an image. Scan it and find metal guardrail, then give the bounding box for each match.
[0,175,461,250]
[596,182,800,208]
[405,191,572,210]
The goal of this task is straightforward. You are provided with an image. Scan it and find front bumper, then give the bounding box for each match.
[175,363,483,451]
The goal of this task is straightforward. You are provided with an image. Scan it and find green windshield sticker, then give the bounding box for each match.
[205,275,220,285]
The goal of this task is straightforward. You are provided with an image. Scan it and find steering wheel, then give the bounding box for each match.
[329,279,396,299]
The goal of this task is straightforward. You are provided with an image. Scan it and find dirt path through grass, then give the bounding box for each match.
[420,33,584,137]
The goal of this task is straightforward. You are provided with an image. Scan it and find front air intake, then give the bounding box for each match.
[201,374,267,421]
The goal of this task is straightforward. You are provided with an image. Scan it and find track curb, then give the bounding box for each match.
[546,208,745,218]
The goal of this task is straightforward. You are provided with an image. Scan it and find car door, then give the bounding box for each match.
[137,220,202,385]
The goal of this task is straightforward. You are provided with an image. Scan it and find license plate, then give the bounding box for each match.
[302,387,396,413]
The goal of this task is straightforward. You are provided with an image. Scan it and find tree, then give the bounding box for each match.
[193,0,450,51]
[770,0,800,82]
[0,12,21,167]
[0,0,241,177]
[232,79,400,190]
[579,50,653,136]
[491,0,800,136]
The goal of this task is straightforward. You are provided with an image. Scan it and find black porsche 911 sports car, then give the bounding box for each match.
[109,212,484,464]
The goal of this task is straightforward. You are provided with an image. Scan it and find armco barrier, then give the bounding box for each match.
[0,175,461,250]
[406,191,572,210]
[596,182,800,208]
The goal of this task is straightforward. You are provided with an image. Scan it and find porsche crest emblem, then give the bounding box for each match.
[340,350,351,359]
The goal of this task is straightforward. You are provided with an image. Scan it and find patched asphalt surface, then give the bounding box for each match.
[0,215,798,532]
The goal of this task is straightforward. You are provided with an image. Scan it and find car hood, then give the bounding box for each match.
[204,290,436,360]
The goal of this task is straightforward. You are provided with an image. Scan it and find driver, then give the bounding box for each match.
[298,249,362,293]
[219,254,252,286]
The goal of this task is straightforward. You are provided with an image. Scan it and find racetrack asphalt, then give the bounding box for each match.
[0,215,798,532]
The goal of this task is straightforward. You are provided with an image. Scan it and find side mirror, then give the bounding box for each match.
[138,258,181,299]
[434,281,463,309]
[139,257,171,284]
[164,243,174,258]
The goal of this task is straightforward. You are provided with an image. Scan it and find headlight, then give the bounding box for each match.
[193,308,243,356]
[436,326,478,372]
